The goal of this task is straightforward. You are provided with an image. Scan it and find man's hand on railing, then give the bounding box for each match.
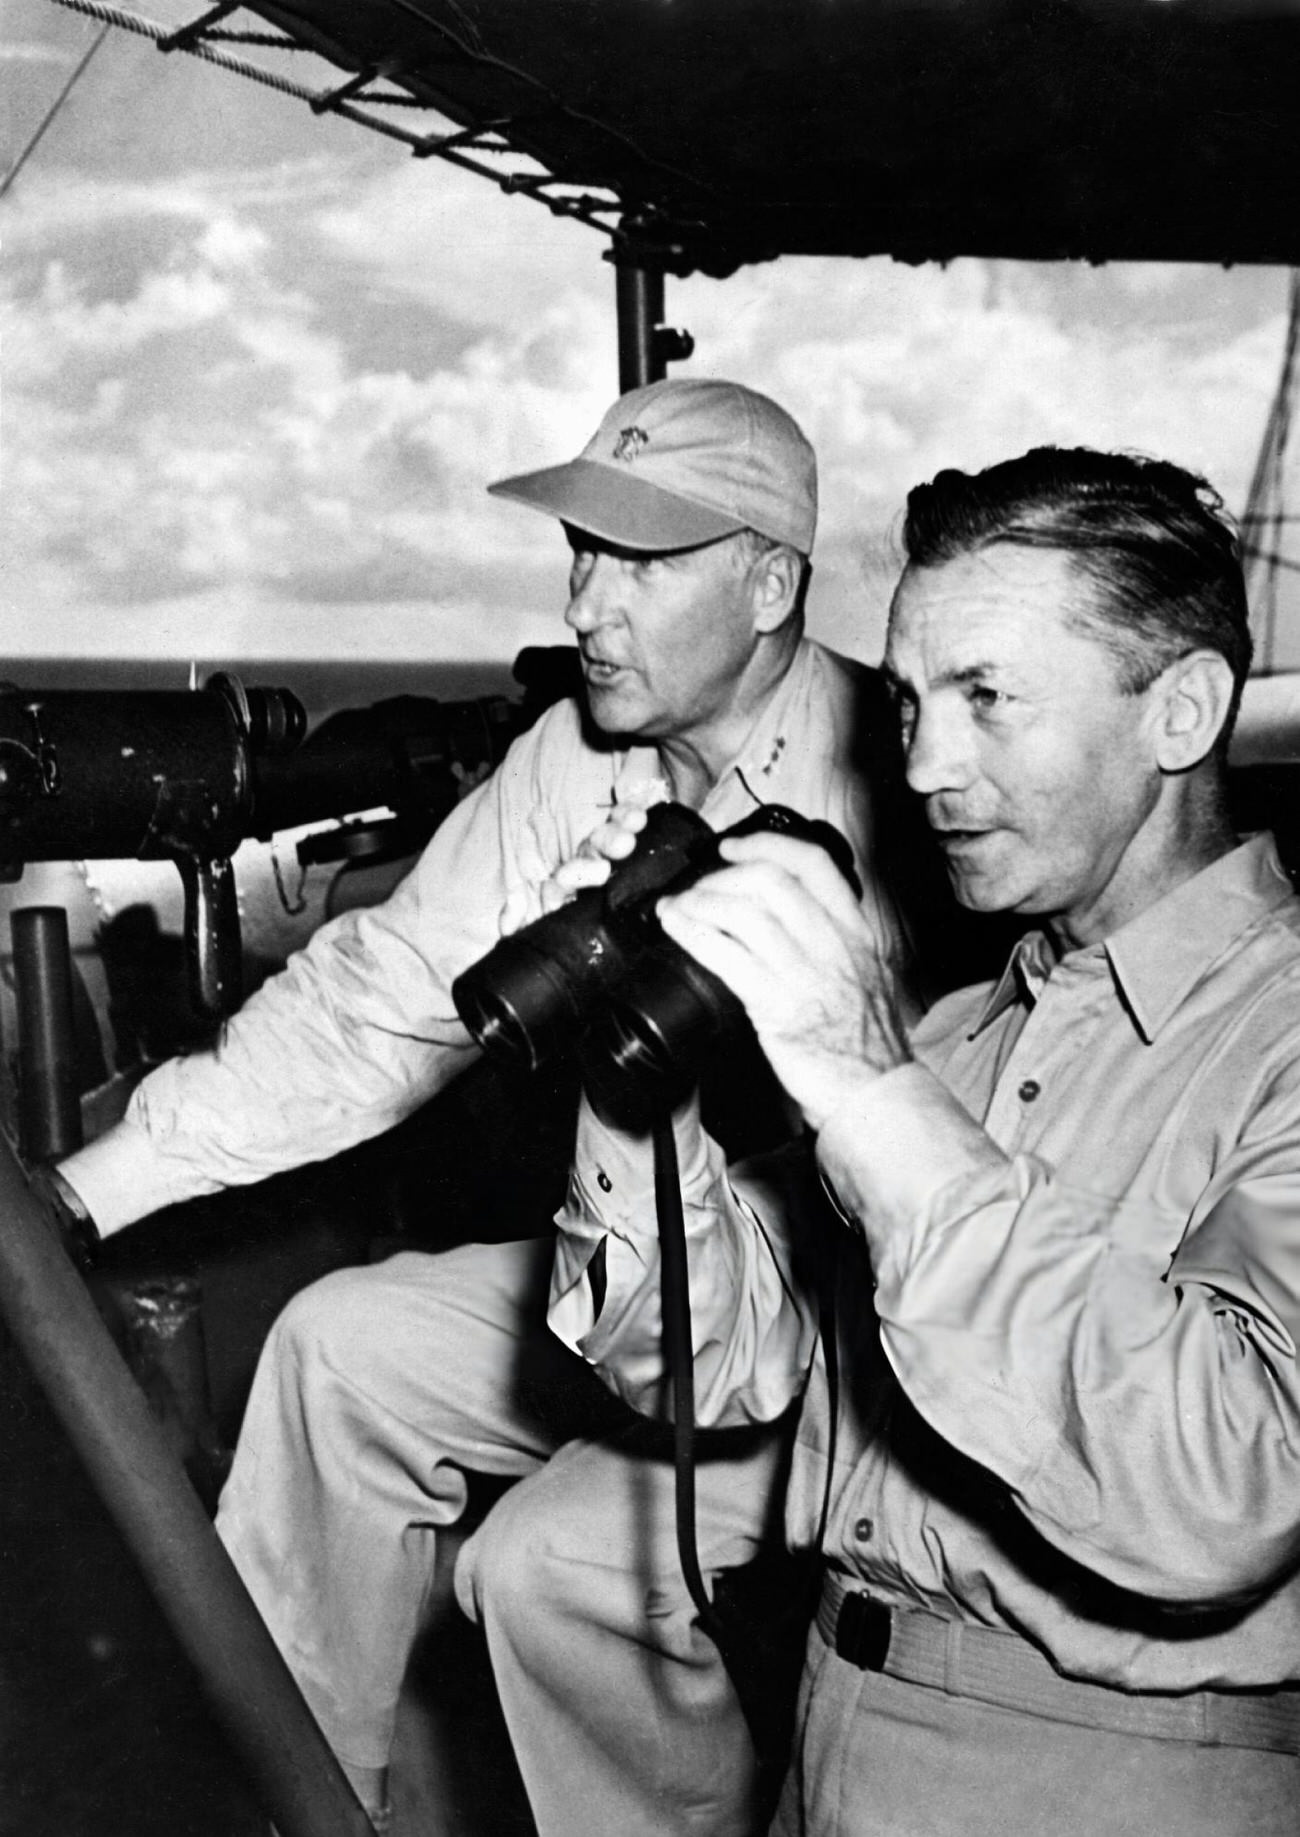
[27,1165,101,1272]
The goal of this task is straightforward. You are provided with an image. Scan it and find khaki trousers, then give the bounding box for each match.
[774,1630,1300,1836]
[216,1242,786,1837]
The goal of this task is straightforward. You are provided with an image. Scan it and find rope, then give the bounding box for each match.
[184,29,315,47]
[49,0,332,101]
[0,22,109,199]
[44,0,629,237]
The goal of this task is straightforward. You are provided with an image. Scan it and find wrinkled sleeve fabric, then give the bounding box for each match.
[60,706,584,1235]
[544,650,896,1432]
[548,1094,819,1429]
[815,1061,1300,1609]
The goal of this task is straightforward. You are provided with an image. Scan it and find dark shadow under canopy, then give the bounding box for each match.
[244,0,1300,276]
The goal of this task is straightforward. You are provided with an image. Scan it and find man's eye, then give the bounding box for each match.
[968,685,1003,711]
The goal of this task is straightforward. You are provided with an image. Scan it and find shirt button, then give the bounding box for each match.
[596,1169,613,1193]
[1018,1079,1041,1103]
[853,1517,874,1542]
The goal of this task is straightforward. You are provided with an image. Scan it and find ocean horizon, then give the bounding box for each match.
[0,655,535,723]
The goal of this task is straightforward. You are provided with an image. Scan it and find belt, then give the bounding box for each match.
[816,1569,1300,1756]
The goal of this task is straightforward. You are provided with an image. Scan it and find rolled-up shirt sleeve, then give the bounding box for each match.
[549,1093,818,1428]
[816,1065,1300,1608]
[60,707,581,1235]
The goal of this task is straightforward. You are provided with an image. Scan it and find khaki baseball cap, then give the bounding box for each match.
[487,378,817,554]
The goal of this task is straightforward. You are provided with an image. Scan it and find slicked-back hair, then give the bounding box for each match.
[901,447,1252,756]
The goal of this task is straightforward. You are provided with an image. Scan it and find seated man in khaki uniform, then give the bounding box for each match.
[56,377,911,1835]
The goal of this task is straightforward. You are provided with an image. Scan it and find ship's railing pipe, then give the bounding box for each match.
[0,1135,373,1837]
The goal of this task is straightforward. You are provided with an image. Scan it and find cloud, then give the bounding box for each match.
[3,174,611,652]
[676,257,1281,508]
[313,158,604,333]
[0,39,71,63]
[2,108,1290,671]
[661,257,1287,658]
[4,156,370,239]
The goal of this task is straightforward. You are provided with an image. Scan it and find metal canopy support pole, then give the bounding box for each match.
[0,1139,373,1837]
[616,255,666,394]
[614,239,694,395]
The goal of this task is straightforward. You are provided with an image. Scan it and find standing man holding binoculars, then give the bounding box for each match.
[54,377,912,1835]
[536,447,1300,1837]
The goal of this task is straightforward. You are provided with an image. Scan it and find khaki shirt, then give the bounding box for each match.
[556,836,1300,1691]
[63,640,897,1234]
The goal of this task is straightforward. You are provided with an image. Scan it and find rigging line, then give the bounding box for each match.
[0,22,109,200]
[1267,273,1300,658]
[46,0,342,102]
[43,0,622,229]
[1244,270,1300,672]
[1243,547,1300,579]
[1243,269,1300,530]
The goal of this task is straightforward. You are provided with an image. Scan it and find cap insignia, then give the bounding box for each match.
[612,425,649,463]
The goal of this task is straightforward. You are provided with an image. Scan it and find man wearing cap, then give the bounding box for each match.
[53,378,910,1835]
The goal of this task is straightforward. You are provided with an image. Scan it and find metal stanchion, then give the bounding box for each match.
[0,1135,373,1837]
[615,257,666,392]
[11,906,83,1162]
[613,240,694,394]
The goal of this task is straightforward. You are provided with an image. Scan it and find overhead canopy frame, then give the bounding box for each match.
[229,0,1300,275]
[46,0,1300,279]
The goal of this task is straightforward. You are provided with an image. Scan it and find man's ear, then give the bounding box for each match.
[1151,649,1236,773]
[751,545,805,634]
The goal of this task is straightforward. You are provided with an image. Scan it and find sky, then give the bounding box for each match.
[2,0,1293,673]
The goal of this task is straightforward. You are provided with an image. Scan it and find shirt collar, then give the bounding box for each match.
[972,929,1058,1033]
[1104,833,1294,1041]
[609,639,817,815]
[970,834,1294,1041]
[709,636,817,809]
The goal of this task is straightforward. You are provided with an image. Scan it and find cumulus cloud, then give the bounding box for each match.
[8,158,378,240]
[664,257,1287,657]
[314,159,606,334]
[3,167,607,657]
[1,39,72,62]
[1,72,1289,670]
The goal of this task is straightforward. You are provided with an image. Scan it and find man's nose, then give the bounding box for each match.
[564,553,619,632]
[904,703,973,796]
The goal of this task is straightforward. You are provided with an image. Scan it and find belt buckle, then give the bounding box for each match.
[835,1591,892,1672]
